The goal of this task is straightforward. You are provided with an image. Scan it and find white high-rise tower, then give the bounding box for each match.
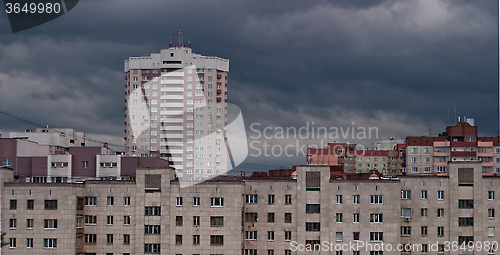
[124,32,229,181]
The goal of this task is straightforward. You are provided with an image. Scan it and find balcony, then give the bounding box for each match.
[216,89,222,95]
[477,152,493,157]
[450,151,476,157]
[451,141,476,147]
[434,141,450,147]
[216,97,222,102]
[482,162,494,167]
[433,162,448,166]
[433,152,449,157]
[217,74,222,79]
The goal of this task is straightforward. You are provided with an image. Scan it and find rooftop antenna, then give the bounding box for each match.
[446,105,449,127]
[454,101,457,124]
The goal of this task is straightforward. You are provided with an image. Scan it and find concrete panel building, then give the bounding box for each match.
[0,162,499,255]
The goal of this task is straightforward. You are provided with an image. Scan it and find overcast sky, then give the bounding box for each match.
[0,0,498,171]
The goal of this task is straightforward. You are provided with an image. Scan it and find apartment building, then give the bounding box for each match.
[124,33,229,180]
[0,135,170,181]
[307,142,405,176]
[1,162,498,255]
[406,121,500,175]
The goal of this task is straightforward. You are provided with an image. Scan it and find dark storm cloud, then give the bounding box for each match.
[0,0,497,165]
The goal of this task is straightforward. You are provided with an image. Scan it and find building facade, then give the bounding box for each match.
[124,36,229,180]
[1,162,499,255]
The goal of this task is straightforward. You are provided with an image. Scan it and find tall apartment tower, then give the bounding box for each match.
[124,32,229,181]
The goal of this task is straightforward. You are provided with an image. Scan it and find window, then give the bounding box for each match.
[285,251,292,255]
[421,226,428,236]
[401,190,411,199]
[211,197,223,207]
[285,213,292,223]
[193,197,200,206]
[285,195,292,205]
[245,250,257,255]
[336,195,343,204]
[336,213,343,223]
[210,216,224,227]
[175,235,182,245]
[107,197,114,206]
[370,214,383,223]
[145,225,161,234]
[458,236,474,245]
[44,238,57,248]
[245,194,258,204]
[353,232,360,241]
[306,222,320,231]
[370,232,383,242]
[245,231,257,240]
[421,190,428,200]
[27,199,34,210]
[107,215,113,225]
[421,208,428,217]
[8,238,16,248]
[489,191,495,200]
[84,197,97,206]
[175,216,183,226]
[353,195,360,204]
[458,217,474,227]
[336,232,343,241]
[82,161,89,168]
[267,231,274,241]
[370,195,383,204]
[437,226,444,237]
[437,190,444,200]
[458,199,474,209]
[401,208,411,217]
[285,231,292,241]
[437,208,444,218]
[44,219,57,229]
[210,235,223,245]
[268,213,275,223]
[412,157,418,162]
[107,234,113,244]
[3,158,11,166]
[489,209,495,219]
[438,244,444,253]
[84,215,97,225]
[26,218,33,229]
[10,200,17,210]
[401,226,411,236]
[353,213,360,223]
[193,235,200,245]
[306,204,320,213]
[489,227,495,237]
[268,194,275,205]
[144,243,160,253]
[124,215,130,225]
[245,213,258,223]
[123,234,130,245]
[176,197,183,206]
[9,219,16,229]
[145,206,161,216]
[27,238,33,248]
[193,216,200,226]
[411,167,418,172]
[124,197,130,206]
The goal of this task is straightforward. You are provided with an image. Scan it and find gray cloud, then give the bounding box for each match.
[0,0,497,168]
